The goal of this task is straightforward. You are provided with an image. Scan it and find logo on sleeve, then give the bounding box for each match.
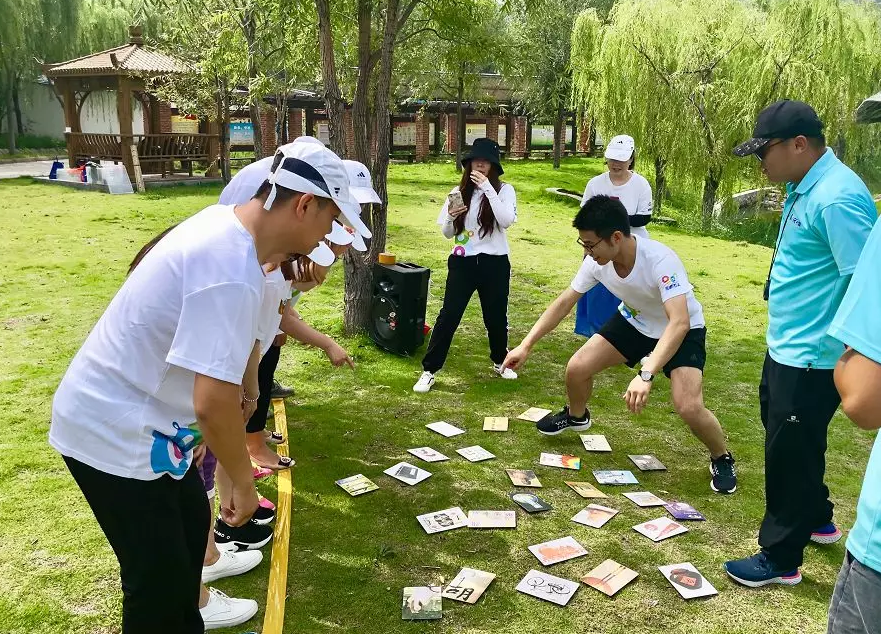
[661,274,680,291]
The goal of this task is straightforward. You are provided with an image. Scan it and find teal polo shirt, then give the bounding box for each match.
[829,219,881,574]
[767,148,876,369]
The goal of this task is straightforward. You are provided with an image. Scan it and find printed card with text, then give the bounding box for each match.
[565,481,608,499]
[507,469,543,487]
[426,421,466,437]
[580,434,612,452]
[633,517,689,542]
[383,462,432,486]
[516,570,579,606]
[582,559,638,597]
[402,586,442,620]
[416,507,468,534]
[456,445,496,462]
[572,504,619,528]
[407,447,450,463]
[659,563,718,599]
[528,536,588,566]
[335,474,379,496]
[628,454,667,471]
[517,407,553,422]
[442,568,496,604]
[468,510,516,529]
[483,417,509,432]
[539,453,581,470]
[623,491,667,507]
[593,470,639,485]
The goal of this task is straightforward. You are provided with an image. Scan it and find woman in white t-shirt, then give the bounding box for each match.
[413,138,517,393]
[575,134,654,338]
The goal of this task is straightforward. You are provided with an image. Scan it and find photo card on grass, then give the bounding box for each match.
[659,563,718,599]
[593,470,638,485]
[565,481,608,499]
[516,570,579,606]
[507,469,542,487]
[580,434,612,452]
[468,510,516,528]
[572,504,619,528]
[510,492,553,513]
[623,491,667,507]
[664,501,706,521]
[425,421,466,437]
[402,586,442,620]
[517,407,552,422]
[633,517,689,542]
[407,447,450,463]
[483,417,509,431]
[416,507,468,534]
[582,559,639,597]
[442,568,496,604]
[528,536,588,566]
[628,454,667,471]
[335,474,379,496]
[456,445,496,462]
[540,453,581,470]
[383,462,431,486]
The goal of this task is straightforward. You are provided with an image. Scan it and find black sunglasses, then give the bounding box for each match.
[755,139,786,161]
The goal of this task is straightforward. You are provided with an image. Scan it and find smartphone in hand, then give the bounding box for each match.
[447,190,464,211]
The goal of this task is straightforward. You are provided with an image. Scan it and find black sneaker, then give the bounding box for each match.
[536,406,592,436]
[270,380,295,399]
[214,517,274,551]
[252,505,276,525]
[710,452,737,494]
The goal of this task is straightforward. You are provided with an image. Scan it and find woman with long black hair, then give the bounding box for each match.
[413,138,517,393]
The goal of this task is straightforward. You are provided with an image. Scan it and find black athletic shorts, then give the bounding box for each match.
[596,312,707,378]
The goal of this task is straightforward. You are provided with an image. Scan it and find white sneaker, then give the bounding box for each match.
[202,548,263,583]
[493,363,518,380]
[200,588,259,631]
[413,371,435,393]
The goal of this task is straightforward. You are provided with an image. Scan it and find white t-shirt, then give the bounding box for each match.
[258,267,294,357]
[581,172,653,239]
[49,205,264,481]
[570,235,704,339]
[436,181,517,256]
[219,156,273,205]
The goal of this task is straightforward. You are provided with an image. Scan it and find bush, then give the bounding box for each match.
[0,133,65,151]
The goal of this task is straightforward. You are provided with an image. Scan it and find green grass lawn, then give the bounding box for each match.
[0,158,875,634]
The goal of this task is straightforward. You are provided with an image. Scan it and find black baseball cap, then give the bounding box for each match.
[733,100,824,157]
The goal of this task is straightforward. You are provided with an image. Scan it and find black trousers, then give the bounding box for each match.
[758,352,840,569]
[422,253,511,373]
[64,456,209,634]
[246,343,281,433]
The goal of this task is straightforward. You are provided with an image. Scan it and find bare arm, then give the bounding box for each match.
[503,287,582,370]
[835,348,881,430]
[241,340,260,419]
[280,306,354,368]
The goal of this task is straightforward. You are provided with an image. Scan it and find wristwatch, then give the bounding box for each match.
[638,370,655,383]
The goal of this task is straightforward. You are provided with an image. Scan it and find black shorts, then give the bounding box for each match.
[597,312,707,378]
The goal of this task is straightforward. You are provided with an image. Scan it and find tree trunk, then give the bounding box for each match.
[13,75,23,135]
[654,155,666,215]
[215,80,231,182]
[352,0,372,166]
[455,64,465,171]
[588,116,597,155]
[343,0,400,335]
[552,103,564,169]
[3,64,15,153]
[701,167,721,233]
[315,0,347,156]
[240,9,264,159]
[835,134,846,162]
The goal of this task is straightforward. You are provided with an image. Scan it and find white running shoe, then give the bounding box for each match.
[493,363,518,379]
[200,588,258,630]
[201,548,263,583]
[413,371,436,393]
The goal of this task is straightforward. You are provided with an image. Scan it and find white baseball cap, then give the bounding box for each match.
[343,160,382,204]
[604,134,635,162]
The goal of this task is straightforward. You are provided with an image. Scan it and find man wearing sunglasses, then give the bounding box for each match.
[503,194,737,495]
[724,100,877,588]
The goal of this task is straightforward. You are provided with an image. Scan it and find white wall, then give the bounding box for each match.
[19,82,145,138]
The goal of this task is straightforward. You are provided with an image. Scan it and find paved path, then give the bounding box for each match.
[0,160,54,179]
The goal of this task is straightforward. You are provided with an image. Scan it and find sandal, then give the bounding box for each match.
[253,455,294,471]
[264,430,285,445]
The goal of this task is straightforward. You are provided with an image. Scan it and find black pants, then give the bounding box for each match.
[758,352,840,569]
[422,254,511,373]
[246,343,281,433]
[64,456,209,634]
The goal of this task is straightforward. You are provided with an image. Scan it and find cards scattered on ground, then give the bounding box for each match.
[416,507,468,534]
[539,453,581,470]
[582,559,639,597]
[572,504,619,528]
[402,586,442,620]
[565,481,607,499]
[580,434,612,452]
[442,568,496,604]
[628,454,667,471]
[516,570,579,606]
[593,469,638,485]
[517,407,552,422]
[426,421,466,437]
[659,563,718,599]
[468,510,516,528]
[407,447,449,463]
[483,416,509,432]
[623,491,667,507]
[510,492,552,513]
[384,462,431,486]
[507,469,542,487]
[335,474,379,496]
[665,501,706,521]
[528,536,588,566]
[456,445,496,462]
[633,517,689,542]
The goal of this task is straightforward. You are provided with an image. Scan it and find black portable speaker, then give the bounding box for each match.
[368,261,430,356]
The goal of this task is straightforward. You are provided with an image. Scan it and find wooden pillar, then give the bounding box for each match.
[59,80,80,167]
[116,77,137,186]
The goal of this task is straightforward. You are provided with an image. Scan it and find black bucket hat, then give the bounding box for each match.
[462,137,503,175]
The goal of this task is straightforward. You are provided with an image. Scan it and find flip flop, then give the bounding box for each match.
[264,431,285,445]
[253,466,273,480]
[258,497,276,511]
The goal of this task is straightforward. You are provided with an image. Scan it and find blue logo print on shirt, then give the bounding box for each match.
[150,422,199,476]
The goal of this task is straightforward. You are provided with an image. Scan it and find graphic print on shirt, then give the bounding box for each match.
[661,274,680,292]
[150,421,201,476]
[618,301,641,320]
[452,230,475,257]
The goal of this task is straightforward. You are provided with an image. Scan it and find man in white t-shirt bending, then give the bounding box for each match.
[503,194,737,495]
[48,142,361,633]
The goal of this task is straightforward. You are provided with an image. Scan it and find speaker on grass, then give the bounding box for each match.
[368,261,430,356]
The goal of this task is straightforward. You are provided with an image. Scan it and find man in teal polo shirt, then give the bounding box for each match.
[825,217,881,634]
[724,100,877,587]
